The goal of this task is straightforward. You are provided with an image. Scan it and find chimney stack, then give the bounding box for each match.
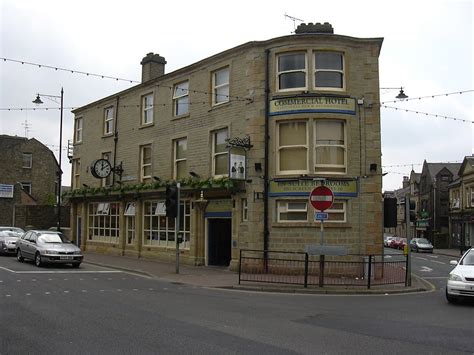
[402,176,410,188]
[141,53,166,82]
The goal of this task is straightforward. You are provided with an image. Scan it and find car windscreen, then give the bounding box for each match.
[38,233,70,244]
[461,251,474,265]
[417,238,430,244]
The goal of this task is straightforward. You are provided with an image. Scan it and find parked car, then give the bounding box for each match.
[383,234,396,247]
[446,248,474,303]
[398,238,407,250]
[0,227,25,255]
[388,237,401,249]
[410,238,433,253]
[16,230,83,268]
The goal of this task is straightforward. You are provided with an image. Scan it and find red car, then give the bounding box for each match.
[388,237,401,249]
[398,238,407,250]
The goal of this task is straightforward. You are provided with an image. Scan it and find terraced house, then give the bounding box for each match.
[69,23,384,269]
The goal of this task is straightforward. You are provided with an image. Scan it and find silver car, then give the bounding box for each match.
[0,227,25,255]
[16,230,83,268]
[446,247,474,303]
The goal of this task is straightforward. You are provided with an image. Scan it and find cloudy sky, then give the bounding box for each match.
[1,0,472,190]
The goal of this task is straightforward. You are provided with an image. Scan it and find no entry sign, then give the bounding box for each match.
[309,186,334,211]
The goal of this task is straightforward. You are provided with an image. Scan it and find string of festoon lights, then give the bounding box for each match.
[382,105,473,124]
[0,57,253,103]
[381,89,474,104]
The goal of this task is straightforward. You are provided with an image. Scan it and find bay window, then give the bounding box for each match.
[277,52,307,91]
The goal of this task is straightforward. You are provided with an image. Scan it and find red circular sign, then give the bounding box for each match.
[309,186,334,211]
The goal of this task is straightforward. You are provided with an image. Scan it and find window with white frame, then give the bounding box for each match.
[73,159,80,189]
[142,93,154,125]
[173,81,189,116]
[140,145,152,182]
[212,67,229,105]
[314,120,346,174]
[75,117,83,143]
[22,153,32,168]
[277,52,307,91]
[143,200,191,249]
[314,200,347,223]
[212,128,228,176]
[174,138,187,179]
[314,51,344,89]
[241,198,248,222]
[277,201,308,222]
[124,202,136,245]
[277,121,308,174]
[101,152,112,187]
[104,107,114,135]
[471,188,474,207]
[87,202,120,243]
[20,182,32,195]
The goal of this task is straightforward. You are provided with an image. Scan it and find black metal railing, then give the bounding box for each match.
[238,249,407,289]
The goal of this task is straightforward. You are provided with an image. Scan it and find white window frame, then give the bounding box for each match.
[314,119,347,175]
[313,51,345,91]
[277,200,308,223]
[143,200,191,249]
[212,128,229,177]
[22,153,32,168]
[104,107,114,135]
[75,117,83,143]
[140,145,152,182]
[173,137,187,179]
[471,188,474,207]
[173,81,189,116]
[124,202,136,245]
[87,202,119,243]
[21,182,32,195]
[142,93,154,125]
[276,52,307,92]
[241,198,248,222]
[276,120,309,175]
[314,200,347,223]
[73,159,80,189]
[212,67,230,106]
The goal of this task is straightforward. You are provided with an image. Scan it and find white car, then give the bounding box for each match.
[0,227,25,255]
[446,247,474,303]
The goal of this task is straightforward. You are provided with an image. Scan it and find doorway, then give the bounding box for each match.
[207,219,231,266]
[76,216,82,247]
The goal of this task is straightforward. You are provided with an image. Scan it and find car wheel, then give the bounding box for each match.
[71,263,81,268]
[446,288,458,304]
[35,252,42,267]
[17,249,24,262]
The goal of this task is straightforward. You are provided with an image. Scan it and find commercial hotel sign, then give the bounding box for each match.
[270,96,356,116]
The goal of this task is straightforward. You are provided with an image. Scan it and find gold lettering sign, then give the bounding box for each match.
[270,97,356,116]
[269,179,358,197]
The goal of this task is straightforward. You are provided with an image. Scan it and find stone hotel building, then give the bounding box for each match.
[69,23,384,268]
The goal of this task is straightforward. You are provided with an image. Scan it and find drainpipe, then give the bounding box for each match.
[113,96,120,185]
[264,49,270,263]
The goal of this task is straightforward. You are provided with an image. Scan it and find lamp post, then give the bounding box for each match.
[32,88,64,231]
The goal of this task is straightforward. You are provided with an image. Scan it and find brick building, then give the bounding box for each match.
[0,135,61,228]
[69,23,384,268]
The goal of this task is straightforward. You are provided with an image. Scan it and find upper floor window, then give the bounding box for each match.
[174,138,187,179]
[21,182,32,195]
[140,145,152,182]
[173,81,189,116]
[22,153,32,168]
[142,93,154,125]
[277,52,306,91]
[74,117,83,143]
[212,67,229,105]
[471,188,474,207]
[314,51,344,89]
[104,107,114,135]
[72,159,80,189]
[277,121,308,174]
[212,128,228,176]
[314,120,346,174]
[241,198,248,222]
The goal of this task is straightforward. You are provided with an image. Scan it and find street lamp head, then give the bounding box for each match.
[396,88,408,100]
[32,94,43,105]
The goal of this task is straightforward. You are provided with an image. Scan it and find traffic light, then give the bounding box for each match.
[165,184,178,218]
[409,199,416,222]
[384,197,397,228]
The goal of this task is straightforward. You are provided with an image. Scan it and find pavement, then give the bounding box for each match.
[82,248,465,295]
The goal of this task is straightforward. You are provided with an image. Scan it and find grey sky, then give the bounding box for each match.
[1,0,472,190]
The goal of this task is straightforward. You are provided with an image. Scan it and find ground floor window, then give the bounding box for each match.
[88,202,120,243]
[277,199,347,223]
[143,200,191,249]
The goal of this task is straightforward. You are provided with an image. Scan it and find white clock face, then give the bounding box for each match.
[94,159,112,178]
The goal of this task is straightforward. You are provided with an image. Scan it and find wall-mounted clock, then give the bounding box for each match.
[91,159,112,179]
